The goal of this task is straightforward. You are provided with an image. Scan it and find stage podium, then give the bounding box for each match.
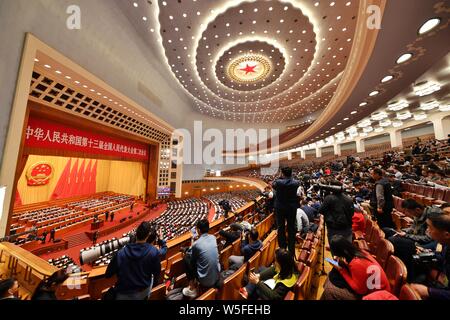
[90,220,104,230]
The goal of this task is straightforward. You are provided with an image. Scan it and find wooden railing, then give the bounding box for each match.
[0,242,59,299]
[1,194,264,300]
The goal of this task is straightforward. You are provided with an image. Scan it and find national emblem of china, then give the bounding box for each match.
[26,162,53,186]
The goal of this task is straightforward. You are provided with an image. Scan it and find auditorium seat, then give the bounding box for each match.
[296,249,309,264]
[368,227,384,253]
[217,263,247,300]
[400,216,414,229]
[385,255,408,297]
[196,288,217,300]
[392,211,404,231]
[284,291,295,300]
[149,283,166,300]
[398,284,421,300]
[293,265,311,300]
[259,243,271,268]
[231,238,242,256]
[166,256,185,279]
[374,239,394,269]
[246,251,261,276]
[220,245,234,271]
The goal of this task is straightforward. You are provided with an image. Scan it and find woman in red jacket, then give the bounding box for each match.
[321,235,390,300]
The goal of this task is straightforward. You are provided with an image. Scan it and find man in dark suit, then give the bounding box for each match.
[105,211,109,222]
[110,212,115,222]
[49,229,56,243]
[272,167,301,255]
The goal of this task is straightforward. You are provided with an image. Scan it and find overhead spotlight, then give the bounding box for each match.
[418,18,441,35]
[396,53,413,64]
[369,90,379,97]
[381,75,393,83]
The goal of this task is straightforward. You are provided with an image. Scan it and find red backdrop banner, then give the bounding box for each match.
[25,117,149,161]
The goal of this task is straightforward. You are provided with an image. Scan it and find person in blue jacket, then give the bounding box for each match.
[105,221,161,300]
[228,228,263,270]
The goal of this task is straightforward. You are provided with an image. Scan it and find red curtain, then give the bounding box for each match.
[89,160,98,194]
[50,158,72,200]
[80,160,92,196]
[74,160,86,196]
[61,158,78,198]
[14,189,23,207]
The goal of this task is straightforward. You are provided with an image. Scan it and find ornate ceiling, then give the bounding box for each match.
[125,0,359,123]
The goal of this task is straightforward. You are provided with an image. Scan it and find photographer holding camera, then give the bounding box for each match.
[383,199,440,281]
[318,180,354,255]
[410,212,450,300]
[228,228,262,270]
[104,221,162,300]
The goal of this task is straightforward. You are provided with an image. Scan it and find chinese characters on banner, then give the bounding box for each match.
[25,117,149,161]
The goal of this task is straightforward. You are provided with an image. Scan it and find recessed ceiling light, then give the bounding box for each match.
[162,1,167,6]
[381,75,393,83]
[418,18,441,35]
[133,2,138,7]
[44,64,51,68]
[142,16,147,21]
[34,58,39,62]
[369,90,379,96]
[359,102,367,107]
[396,53,413,64]
[330,2,335,6]
[351,111,357,114]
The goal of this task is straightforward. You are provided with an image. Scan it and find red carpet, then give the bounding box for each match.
[39,203,167,270]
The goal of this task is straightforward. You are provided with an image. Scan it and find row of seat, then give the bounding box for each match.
[400,182,449,206]
[354,212,420,300]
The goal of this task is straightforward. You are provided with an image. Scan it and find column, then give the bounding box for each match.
[432,117,450,140]
[333,143,341,156]
[287,152,292,161]
[315,147,322,158]
[355,138,365,153]
[300,149,306,159]
[389,129,403,148]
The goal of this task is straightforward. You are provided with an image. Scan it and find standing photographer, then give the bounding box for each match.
[272,167,301,255]
[318,180,354,255]
[105,221,161,300]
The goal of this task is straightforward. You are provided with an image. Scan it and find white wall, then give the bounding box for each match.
[401,124,434,139]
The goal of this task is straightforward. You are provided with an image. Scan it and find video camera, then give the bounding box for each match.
[412,251,439,268]
[79,236,131,265]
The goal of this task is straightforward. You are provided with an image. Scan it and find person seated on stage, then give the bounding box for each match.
[321,235,390,300]
[239,248,298,300]
[31,269,69,300]
[410,211,450,300]
[228,228,262,270]
[218,223,242,248]
[0,278,20,300]
[105,221,161,300]
[182,219,221,298]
